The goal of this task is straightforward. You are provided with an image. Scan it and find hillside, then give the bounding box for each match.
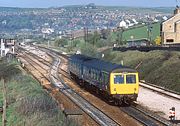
[123,23,160,41]
[112,22,161,42]
[103,50,180,93]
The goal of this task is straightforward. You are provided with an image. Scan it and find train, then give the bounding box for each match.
[68,54,139,105]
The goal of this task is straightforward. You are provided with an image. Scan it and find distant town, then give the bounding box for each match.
[0,4,174,39]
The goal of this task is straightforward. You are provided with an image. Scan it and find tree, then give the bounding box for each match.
[80,43,97,57]
[54,38,68,47]
[101,29,111,39]
[72,39,80,47]
[154,36,161,45]
[92,31,101,47]
[116,27,125,46]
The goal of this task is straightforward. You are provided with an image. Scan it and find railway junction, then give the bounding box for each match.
[16,45,180,126]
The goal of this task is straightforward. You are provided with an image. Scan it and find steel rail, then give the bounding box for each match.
[28,46,175,126]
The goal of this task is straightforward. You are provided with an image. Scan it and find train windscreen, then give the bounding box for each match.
[126,75,136,84]
[114,75,124,84]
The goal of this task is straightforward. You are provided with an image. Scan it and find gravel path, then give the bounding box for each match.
[137,86,180,120]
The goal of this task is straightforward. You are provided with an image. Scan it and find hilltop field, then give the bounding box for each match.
[112,22,161,41]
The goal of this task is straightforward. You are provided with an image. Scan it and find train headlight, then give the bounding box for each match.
[134,88,136,92]
[114,88,116,91]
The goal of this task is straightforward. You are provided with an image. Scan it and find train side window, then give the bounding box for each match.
[103,73,108,85]
[95,70,98,80]
[97,71,100,81]
[94,70,96,80]
[114,75,124,84]
[91,69,93,78]
[99,72,102,83]
[83,66,86,76]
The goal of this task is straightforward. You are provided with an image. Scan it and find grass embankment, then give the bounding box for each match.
[0,61,76,126]
[103,50,180,92]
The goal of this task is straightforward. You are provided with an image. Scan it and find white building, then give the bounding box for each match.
[41,28,54,34]
[0,39,15,57]
[126,19,134,27]
[119,20,128,28]
[132,18,138,24]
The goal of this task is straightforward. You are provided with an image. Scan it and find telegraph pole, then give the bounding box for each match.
[147,18,153,45]
[84,27,88,46]
[2,79,7,126]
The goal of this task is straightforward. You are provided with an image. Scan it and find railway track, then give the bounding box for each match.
[140,81,180,100]
[58,59,174,126]
[58,59,173,126]
[35,46,175,126]
[18,47,121,126]
[49,52,121,126]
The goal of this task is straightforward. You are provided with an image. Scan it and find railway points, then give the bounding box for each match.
[16,45,179,126]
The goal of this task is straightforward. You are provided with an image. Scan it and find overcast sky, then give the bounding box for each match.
[0,0,178,8]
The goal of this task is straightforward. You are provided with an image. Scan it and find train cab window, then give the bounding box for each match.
[114,75,124,84]
[126,75,136,84]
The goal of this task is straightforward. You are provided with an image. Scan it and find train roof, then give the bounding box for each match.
[69,54,93,62]
[84,58,123,72]
[70,54,137,73]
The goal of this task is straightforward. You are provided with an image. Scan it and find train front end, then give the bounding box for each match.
[110,69,139,104]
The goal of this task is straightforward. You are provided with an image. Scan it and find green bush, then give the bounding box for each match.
[80,43,98,57]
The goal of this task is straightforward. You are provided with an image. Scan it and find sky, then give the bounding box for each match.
[0,0,178,8]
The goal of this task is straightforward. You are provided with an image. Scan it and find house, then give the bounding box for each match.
[161,6,180,45]
[0,39,15,57]
[119,20,128,28]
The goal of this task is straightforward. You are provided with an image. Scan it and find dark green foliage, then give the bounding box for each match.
[80,43,98,57]
[85,31,101,47]
[72,40,81,47]
[96,39,107,48]
[101,29,111,39]
[54,38,68,47]
[0,62,21,81]
[116,28,125,45]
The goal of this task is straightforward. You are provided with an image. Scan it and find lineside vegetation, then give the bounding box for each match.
[0,59,77,126]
